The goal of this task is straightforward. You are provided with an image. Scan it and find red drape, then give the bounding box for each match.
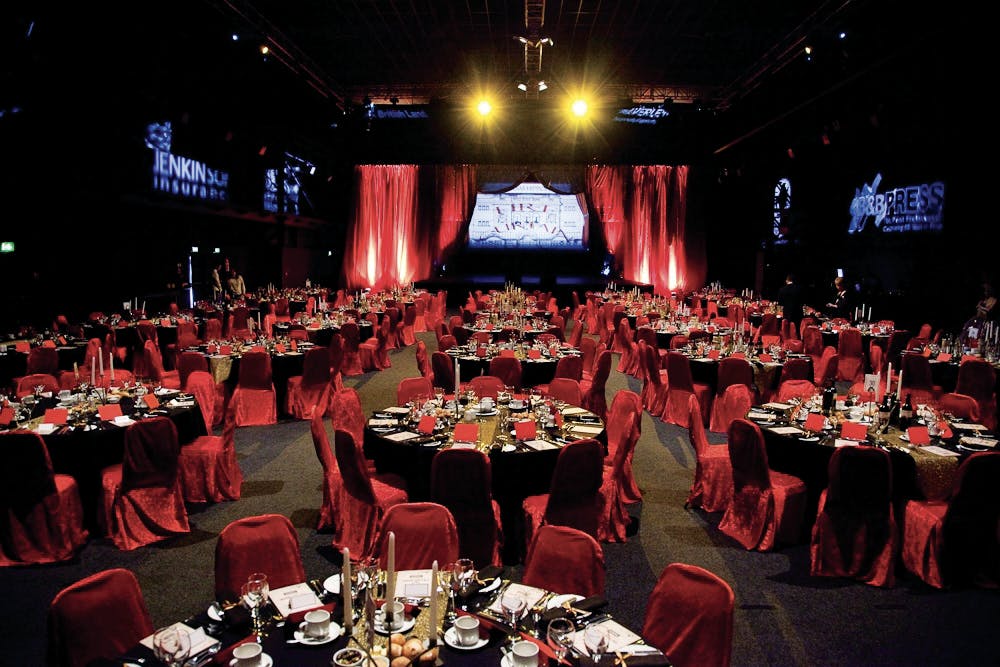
[436,164,477,264]
[585,165,628,258]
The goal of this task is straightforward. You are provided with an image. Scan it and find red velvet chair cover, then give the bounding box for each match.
[522,525,605,597]
[204,317,224,341]
[330,387,368,464]
[900,352,942,405]
[546,354,583,387]
[566,318,584,348]
[836,328,865,383]
[329,332,345,391]
[684,396,733,513]
[310,411,342,531]
[142,339,181,389]
[468,375,505,399]
[955,358,997,430]
[718,419,807,551]
[641,563,734,667]
[430,448,503,566]
[598,412,639,542]
[438,334,458,352]
[359,317,392,371]
[756,313,780,347]
[413,295,429,332]
[708,385,754,435]
[431,351,457,392]
[776,379,817,404]
[230,350,277,426]
[868,343,884,377]
[415,340,433,379]
[488,356,523,390]
[227,306,252,340]
[0,432,87,566]
[214,513,306,601]
[47,568,154,667]
[579,337,598,381]
[177,350,209,392]
[580,350,612,420]
[399,305,418,346]
[522,438,604,547]
[273,298,291,323]
[778,357,813,384]
[938,392,981,422]
[185,369,217,435]
[99,417,190,550]
[374,502,460,570]
[397,376,433,406]
[802,325,824,363]
[383,306,402,349]
[333,429,408,559]
[286,346,332,420]
[340,321,364,376]
[809,445,897,587]
[178,400,242,504]
[615,318,641,376]
[544,378,582,406]
[815,348,839,386]
[15,373,60,399]
[605,389,642,464]
[27,346,60,375]
[638,341,669,418]
[664,352,713,428]
[901,452,1000,589]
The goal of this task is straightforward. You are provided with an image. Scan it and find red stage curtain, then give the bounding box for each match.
[435,164,477,264]
[585,165,628,259]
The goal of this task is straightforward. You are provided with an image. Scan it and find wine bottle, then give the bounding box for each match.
[822,381,836,415]
[898,393,913,430]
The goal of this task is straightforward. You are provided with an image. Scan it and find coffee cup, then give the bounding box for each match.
[232,642,263,667]
[380,600,405,630]
[304,608,331,638]
[511,640,539,667]
[454,615,480,646]
[479,397,494,411]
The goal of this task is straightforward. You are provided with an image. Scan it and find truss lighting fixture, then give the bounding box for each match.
[517,82,528,92]
[537,80,548,92]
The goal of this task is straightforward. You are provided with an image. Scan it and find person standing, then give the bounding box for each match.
[227,270,246,298]
[777,274,806,324]
[210,263,223,302]
[825,276,853,319]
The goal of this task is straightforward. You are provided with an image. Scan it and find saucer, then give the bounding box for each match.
[477,409,498,416]
[443,626,489,651]
[230,653,273,667]
[295,621,344,645]
[373,615,416,635]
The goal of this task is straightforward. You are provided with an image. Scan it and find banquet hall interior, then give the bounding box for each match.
[1,2,997,666]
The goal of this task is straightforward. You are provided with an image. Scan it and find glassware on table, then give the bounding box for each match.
[451,558,476,609]
[242,572,270,634]
[583,624,610,664]
[547,617,575,662]
[152,625,191,667]
[500,589,527,630]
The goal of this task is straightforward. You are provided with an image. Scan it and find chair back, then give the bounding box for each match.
[642,563,735,667]
[469,375,505,398]
[301,346,331,386]
[397,376,434,406]
[330,387,366,449]
[607,390,642,456]
[215,514,306,600]
[589,350,612,389]
[334,429,377,505]
[1,432,57,515]
[543,438,604,538]
[27,346,60,375]
[938,392,980,422]
[122,417,181,490]
[779,357,812,383]
[375,502,460,571]
[47,568,154,667]
[955,359,997,402]
[329,333,345,377]
[15,373,60,399]
[522,525,605,597]
[777,379,816,403]
[415,340,432,378]
[177,350,209,389]
[900,352,935,391]
[238,351,273,390]
[204,317,223,341]
[686,396,711,458]
[185,370,218,432]
[666,352,696,392]
[940,452,1000,586]
[430,448,500,566]
[340,321,361,353]
[716,356,754,396]
[727,418,772,495]
[488,356,523,389]
[547,378,582,406]
[578,337,597,375]
[552,354,583,382]
[431,351,456,390]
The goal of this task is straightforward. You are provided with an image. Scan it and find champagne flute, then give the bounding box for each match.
[152,625,191,667]
[584,624,609,664]
[547,617,575,663]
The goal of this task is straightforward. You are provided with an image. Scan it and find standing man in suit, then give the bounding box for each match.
[777,274,806,324]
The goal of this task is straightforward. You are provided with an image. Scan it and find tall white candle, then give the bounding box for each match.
[110,354,114,381]
[91,357,96,386]
[141,301,146,315]
[886,363,891,398]
[428,560,438,644]
[342,547,353,631]
[896,368,903,401]
[386,531,396,603]
[454,357,460,401]
[98,351,103,377]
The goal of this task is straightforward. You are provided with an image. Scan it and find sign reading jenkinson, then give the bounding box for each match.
[146,121,229,203]
[848,172,944,234]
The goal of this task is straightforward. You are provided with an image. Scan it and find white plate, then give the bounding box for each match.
[546,593,585,611]
[501,444,516,453]
[207,604,224,622]
[477,409,498,416]
[500,652,515,667]
[323,574,341,595]
[508,400,526,410]
[295,621,344,645]
[478,577,502,594]
[799,436,820,442]
[373,615,416,635]
[443,626,489,651]
[230,653,272,667]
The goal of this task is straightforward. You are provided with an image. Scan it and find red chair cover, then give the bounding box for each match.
[709,385,754,435]
[287,346,332,419]
[330,387,368,462]
[27,346,60,375]
[567,318,585,348]
[809,445,897,587]
[141,339,181,389]
[178,400,242,504]
[664,352,712,428]
[214,514,306,601]
[802,325,824,360]
[397,376,434,406]
[415,340,433,379]
[273,298,291,322]
[431,351,457,392]
[778,357,813,384]
[0,432,87,566]
[99,417,190,550]
[615,319,641,376]
[580,350,611,420]
[815,348,839,385]
[340,321,364,376]
[522,439,604,547]
[359,318,392,371]
[684,396,733,513]
[545,378,582,406]
[638,341,668,418]
[488,356,523,390]
[468,375,504,399]
[900,352,942,405]
[184,370,217,433]
[642,563,735,667]
[231,351,277,426]
[776,379,817,404]
[938,392,981,422]
[374,502,460,571]
[579,337,598,381]
[15,373,60,399]
[400,305,418,346]
[718,419,807,551]
[522,525,605,597]
[836,328,865,383]
[204,317,224,341]
[310,411,342,531]
[47,568,154,667]
[329,333,345,391]
[430,448,503,566]
[177,350,209,392]
[383,307,402,349]
[598,412,639,542]
[333,429,408,560]
[901,451,1000,589]
[955,359,997,430]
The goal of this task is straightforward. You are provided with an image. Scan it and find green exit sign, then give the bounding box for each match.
[0,241,14,253]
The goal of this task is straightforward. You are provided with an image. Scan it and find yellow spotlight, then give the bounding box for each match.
[260,45,269,55]
[571,99,588,118]
[477,99,493,116]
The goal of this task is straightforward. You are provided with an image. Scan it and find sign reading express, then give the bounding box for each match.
[848,172,944,234]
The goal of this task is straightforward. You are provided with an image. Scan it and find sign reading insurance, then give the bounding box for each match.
[145,122,229,202]
[848,172,944,234]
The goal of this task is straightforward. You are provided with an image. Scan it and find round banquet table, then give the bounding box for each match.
[446,347,575,387]
[191,344,307,418]
[272,320,374,347]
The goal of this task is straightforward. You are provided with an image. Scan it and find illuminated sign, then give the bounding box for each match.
[0,241,14,253]
[374,106,429,120]
[773,178,791,244]
[468,181,588,250]
[848,173,944,234]
[146,122,229,203]
[614,105,669,125]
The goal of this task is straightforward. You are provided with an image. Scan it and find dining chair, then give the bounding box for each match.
[809,445,897,587]
[522,524,605,597]
[142,339,181,389]
[615,318,641,377]
[937,392,981,422]
[99,416,190,550]
[684,396,733,514]
[430,448,503,566]
[488,356,523,390]
[899,352,942,406]
[177,398,242,504]
[215,513,306,601]
[955,358,997,429]
[333,429,409,560]
[27,346,60,375]
[309,411,342,531]
[836,327,865,383]
[14,372,60,399]
[397,376,434,406]
[598,412,640,542]
[339,321,364,376]
[642,563,735,667]
[230,350,277,426]
[328,332,345,391]
[414,340,433,379]
[776,379,817,404]
[663,351,712,429]
[286,345,332,419]
[374,502,460,571]
[709,356,756,433]
[47,568,154,667]
[522,438,604,548]
[0,432,88,566]
[468,375,505,399]
[580,349,611,420]
[718,418,807,551]
[544,378,583,406]
[359,316,392,371]
[901,451,1000,589]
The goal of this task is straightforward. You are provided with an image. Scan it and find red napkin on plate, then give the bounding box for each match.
[707,349,721,360]
[207,344,218,354]
[804,413,826,432]
[43,408,68,425]
[417,415,436,434]
[731,351,746,359]
[476,346,487,357]
[758,353,773,363]
[936,421,953,439]
[144,394,160,410]
[0,407,14,426]
[936,352,952,362]
[454,423,479,443]
[251,345,266,353]
[515,420,537,440]
[274,343,286,354]
[528,349,542,359]
[219,345,232,356]
[97,404,123,421]
[840,421,868,440]
[500,349,516,358]
[15,341,30,353]
[907,426,930,445]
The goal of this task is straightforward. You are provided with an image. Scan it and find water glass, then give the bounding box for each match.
[546,618,575,663]
[152,625,191,667]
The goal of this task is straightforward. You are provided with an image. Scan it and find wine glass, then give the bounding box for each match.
[242,572,269,633]
[547,618,575,663]
[500,590,526,630]
[451,558,475,609]
[152,625,191,667]
[584,624,609,664]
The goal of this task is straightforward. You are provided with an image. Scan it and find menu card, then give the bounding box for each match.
[960,436,997,448]
[523,440,559,450]
[97,404,123,421]
[951,422,989,431]
[840,421,868,441]
[269,582,323,617]
[385,431,420,442]
[568,424,604,435]
[141,622,220,656]
[570,619,642,654]
[906,426,930,445]
[769,426,805,436]
[921,445,960,457]
[368,418,398,428]
[514,420,537,440]
[394,569,433,598]
[487,583,547,615]
[453,423,479,443]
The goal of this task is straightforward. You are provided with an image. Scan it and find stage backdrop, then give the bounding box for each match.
[343,163,704,295]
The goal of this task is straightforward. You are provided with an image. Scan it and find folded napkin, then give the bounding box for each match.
[539,596,608,623]
[457,565,504,597]
[269,582,323,617]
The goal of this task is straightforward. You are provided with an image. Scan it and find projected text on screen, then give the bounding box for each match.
[467,182,588,250]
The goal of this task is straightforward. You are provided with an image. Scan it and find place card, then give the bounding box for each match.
[487,583,547,615]
[113,415,136,427]
[570,619,642,655]
[523,439,558,450]
[385,431,420,442]
[528,349,542,359]
[143,394,160,410]
[368,418,398,428]
[834,439,860,447]
[394,569,433,598]
[921,445,960,457]
[269,582,323,617]
[769,426,804,435]
[515,420,537,440]
[959,436,997,448]
[568,424,604,435]
[951,422,989,431]
[562,407,589,416]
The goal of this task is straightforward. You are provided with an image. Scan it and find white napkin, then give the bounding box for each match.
[762,402,793,411]
[960,436,997,448]
[570,619,642,654]
[487,583,547,614]
[523,439,558,450]
[385,431,420,442]
[141,623,219,655]
[568,424,603,435]
[561,407,588,415]
[269,582,323,617]
[383,406,411,415]
[112,416,135,427]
